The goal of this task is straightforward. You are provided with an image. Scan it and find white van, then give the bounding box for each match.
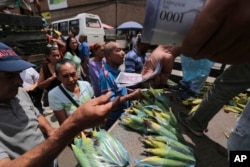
[51,13,105,46]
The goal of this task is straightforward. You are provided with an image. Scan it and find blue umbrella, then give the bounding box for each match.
[117,21,143,30]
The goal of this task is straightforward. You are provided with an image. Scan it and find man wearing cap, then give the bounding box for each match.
[0,42,119,166]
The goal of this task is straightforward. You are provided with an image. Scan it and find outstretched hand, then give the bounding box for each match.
[70,92,120,130]
[127,88,142,101]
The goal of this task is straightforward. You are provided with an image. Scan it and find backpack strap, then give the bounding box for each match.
[59,85,79,107]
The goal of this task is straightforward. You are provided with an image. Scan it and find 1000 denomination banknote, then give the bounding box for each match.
[142,0,205,46]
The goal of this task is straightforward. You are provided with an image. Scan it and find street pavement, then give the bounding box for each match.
[170,97,236,167]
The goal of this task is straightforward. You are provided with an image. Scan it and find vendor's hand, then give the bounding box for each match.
[182,0,250,64]
[70,92,120,130]
[127,88,142,101]
[141,45,179,86]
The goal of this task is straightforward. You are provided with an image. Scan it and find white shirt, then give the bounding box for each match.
[20,67,39,88]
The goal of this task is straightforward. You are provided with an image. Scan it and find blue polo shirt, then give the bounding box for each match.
[79,41,90,62]
[124,48,146,74]
[99,63,128,128]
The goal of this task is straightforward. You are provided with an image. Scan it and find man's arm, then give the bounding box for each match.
[181,0,229,59]
[37,115,57,137]
[120,89,142,104]
[0,92,119,167]
[182,0,250,63]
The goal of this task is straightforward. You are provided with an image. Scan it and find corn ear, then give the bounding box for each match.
[236,102,246,109]
[143,108,154,117]
[71,144,92,167]
[145,147,195,163]
[169,107,178,126]
[224,105,242,114]
[150,135,193,155]
[136,156,192,167]
[189,104,200,115]
[94,129,130,166]
[145,105,164,112]
[141,137,167,148]
[143,118,178,141]
[131,100,144,110]
[120,113,147,133]
[191,98,202,105]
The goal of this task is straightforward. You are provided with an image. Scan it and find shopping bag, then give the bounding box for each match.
[142,0,205,46]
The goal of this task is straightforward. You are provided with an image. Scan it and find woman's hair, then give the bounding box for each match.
[55,59,76,75]
[45,45,59,62]
[65,36,79,56]
[91,42,105,56]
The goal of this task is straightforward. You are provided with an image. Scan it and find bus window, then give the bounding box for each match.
[69,19,80,36]
[52,23,58,30]
[58,21,68,36]
[86,18,101,28]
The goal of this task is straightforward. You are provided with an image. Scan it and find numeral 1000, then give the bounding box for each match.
[159,11,184,23]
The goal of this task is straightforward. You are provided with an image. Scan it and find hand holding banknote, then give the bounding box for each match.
[141,45,180,86]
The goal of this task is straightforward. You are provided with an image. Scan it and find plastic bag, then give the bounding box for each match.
[180,54,214,93]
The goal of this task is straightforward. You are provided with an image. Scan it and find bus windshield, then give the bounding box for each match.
[86,18,101,28]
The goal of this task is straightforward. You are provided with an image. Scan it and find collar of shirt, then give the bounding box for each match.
[104,63,121,77]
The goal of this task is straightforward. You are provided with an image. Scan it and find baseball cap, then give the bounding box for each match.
[0,42,35,72]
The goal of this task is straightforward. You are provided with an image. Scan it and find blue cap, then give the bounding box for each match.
[0,42,35,72]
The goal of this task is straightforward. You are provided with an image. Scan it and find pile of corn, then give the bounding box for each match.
[71,129,130,167]
[182,92,249,116]
[224,93,249,115]
[120,87,196,167]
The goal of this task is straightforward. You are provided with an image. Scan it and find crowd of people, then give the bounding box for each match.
[0,0,249,166]
[0,37,142,166]
[29,27,144,131]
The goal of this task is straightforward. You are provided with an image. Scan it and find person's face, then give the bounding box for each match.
[107,43,125,68]
[0,71,23,102]
[48,49,61,64]
[57,63,79,90]
[69,38,78,51]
